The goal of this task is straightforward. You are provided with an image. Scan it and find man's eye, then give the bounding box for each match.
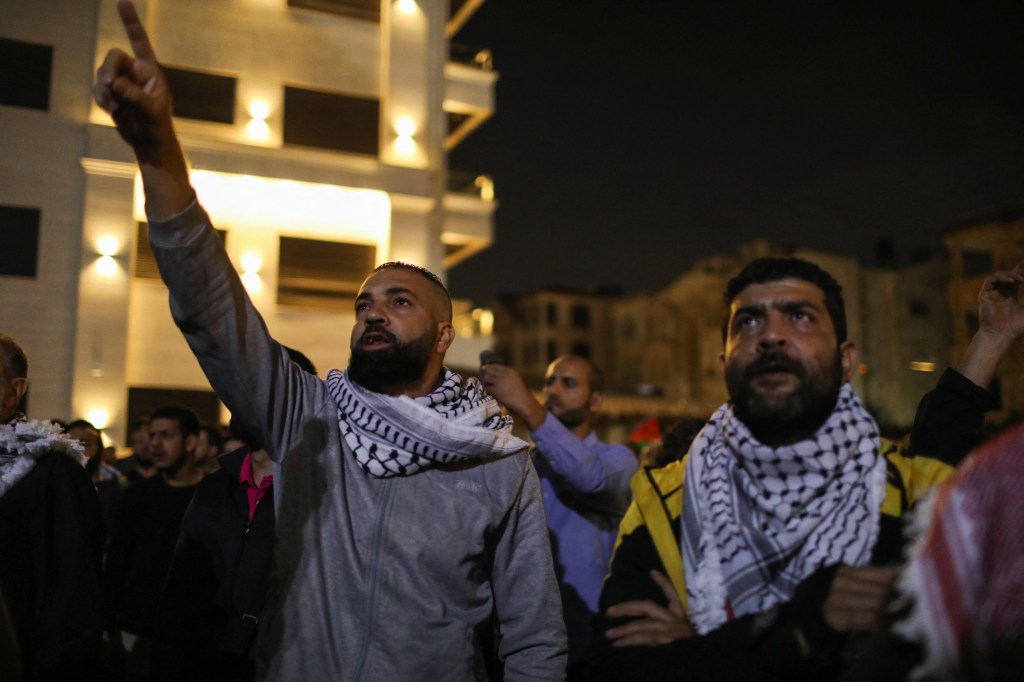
[395,298,409,306]
[355,302,369,312]
[792,310,808,321]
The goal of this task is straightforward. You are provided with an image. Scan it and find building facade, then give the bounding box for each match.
[1,0,497,445]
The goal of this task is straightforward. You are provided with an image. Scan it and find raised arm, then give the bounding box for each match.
[957,262,1024,389]
[911,262,1024,464]
[93,0,321,461]
[93,0,193,218]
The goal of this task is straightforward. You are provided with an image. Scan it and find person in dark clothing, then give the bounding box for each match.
[0,332,105,681]
[103,404,204,680]
[911,260,1024,465]
[585,258,960,681]
[153,348,315,681]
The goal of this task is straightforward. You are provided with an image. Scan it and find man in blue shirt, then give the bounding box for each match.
[482,355,636,674]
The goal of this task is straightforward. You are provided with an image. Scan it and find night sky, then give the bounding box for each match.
[446,1,1024,307]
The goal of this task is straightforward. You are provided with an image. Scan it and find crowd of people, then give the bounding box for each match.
[2,1,1022,680]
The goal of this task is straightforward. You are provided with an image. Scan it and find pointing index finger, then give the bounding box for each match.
[117,0,157,62]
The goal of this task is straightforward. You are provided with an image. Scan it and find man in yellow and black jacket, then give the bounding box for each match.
[586,441,953,680]
[583,256,1010,681]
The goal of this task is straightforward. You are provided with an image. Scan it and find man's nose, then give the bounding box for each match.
[757,315,787,350]
[363,301,386,324]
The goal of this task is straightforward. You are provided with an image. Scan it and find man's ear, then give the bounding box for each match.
[436,322,456,355]
[840,341,857,382]
[589,390,604,413]
[719,351,726,377]
[185,433,199,455]
[9,377,28,403]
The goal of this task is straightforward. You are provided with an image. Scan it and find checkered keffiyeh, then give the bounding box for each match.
[681,383,886,633]
[326,368,527,478]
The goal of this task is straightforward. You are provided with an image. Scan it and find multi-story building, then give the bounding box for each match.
[491,287,618,387]
[1,0,498,446]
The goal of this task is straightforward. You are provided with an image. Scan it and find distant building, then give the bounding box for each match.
[1,0,498,445]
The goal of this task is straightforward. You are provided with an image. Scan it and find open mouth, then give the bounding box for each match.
[360,330,396,349]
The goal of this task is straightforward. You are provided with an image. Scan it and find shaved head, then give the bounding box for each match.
[368,262,452,323]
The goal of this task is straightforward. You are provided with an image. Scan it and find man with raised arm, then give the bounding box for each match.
[480,355,635,675]
[586,258,960,681]
[94,3,566,679]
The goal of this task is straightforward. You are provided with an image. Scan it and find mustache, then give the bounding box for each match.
[744,350,804,380]
[360,324,397,345]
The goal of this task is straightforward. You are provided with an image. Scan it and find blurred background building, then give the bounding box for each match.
[1,0,498,446]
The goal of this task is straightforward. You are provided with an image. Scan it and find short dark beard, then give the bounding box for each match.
[726,348,842,446]
[348,327,436,394]
[553,405,589,430]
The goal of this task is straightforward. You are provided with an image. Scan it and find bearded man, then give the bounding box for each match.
[586,258,959,681]
[93,2,565,679]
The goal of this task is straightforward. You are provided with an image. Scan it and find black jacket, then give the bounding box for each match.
[153,447,275,681]
[0,451,104,681]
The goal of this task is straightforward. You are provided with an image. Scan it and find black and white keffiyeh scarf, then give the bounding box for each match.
[681,383,886,633]
[325,368,527,478]
[0,414,86,499]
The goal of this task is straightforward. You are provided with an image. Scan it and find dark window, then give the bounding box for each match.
[288,0,379,22]
[135,221,225,280]
[546,340,558,363]
[127,387,222,434]
[546,303,558,326]
[0,38,52,110]
[572,305,590,329]
[961,250,994,277]
[0,205,41,277]
[283,86,379,156]
[278,236,376,309]
[163,66,236,124]
[909,301,929,317]
[571,342,591,358]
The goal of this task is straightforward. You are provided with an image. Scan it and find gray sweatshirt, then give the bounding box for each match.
[149,201,567,681]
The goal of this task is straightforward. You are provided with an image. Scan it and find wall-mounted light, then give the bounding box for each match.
[94,235,121,276]
[394,116,417,156]
[910,361,936,372]
[246,100,271,141]
[396,0,417,14]
[240,250,263,293]
[474,175,494,202]
[86,408,110,430]
[472,308,494,336]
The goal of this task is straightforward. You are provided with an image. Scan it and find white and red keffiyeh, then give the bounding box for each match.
[896,421,1024,679]
[681,383,887,633]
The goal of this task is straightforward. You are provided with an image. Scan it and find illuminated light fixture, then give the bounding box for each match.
[96,255,118,277]
[97,236,119,256]
[472,308,494,336]
[240,250,263,274]
[394,116,417,156]
[474,175,494,202]
[910,361,936,372]
[246,99,271,141]
[240,250,263,294]
[86,408,110,430]
[857,364,869,375]
[396,0,417,14]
